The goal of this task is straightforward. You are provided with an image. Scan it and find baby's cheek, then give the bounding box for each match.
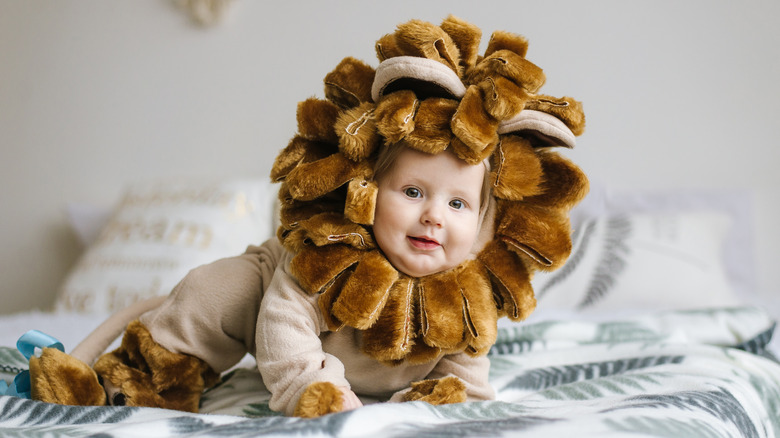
[455,216,483,256]
[451,229,477,256]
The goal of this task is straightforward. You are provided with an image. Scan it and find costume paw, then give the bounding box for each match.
[294,381,344,418]
[29,347,106,406]
[93,320,218,412]
[402,376,467,405]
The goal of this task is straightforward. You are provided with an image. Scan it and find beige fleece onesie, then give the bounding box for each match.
[140,238,494,415]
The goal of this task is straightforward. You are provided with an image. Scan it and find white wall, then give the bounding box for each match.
[1,0,778,314]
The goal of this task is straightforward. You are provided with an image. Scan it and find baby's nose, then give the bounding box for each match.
[421,204,444,227]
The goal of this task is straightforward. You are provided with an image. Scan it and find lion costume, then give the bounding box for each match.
[28,15,588,418]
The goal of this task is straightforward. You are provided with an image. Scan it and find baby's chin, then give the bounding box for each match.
[392,259,459,278]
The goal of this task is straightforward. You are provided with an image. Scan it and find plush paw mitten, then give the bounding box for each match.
[294,381,345,418]
[402,376,467,405]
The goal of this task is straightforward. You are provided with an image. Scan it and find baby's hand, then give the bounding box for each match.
[338,386,363,411]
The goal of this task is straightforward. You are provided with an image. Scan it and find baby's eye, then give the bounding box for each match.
[404,187,421,198]
[449,199,465,210]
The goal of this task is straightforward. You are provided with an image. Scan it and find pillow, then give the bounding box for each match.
[568,185,755,297]
[56,178,276,314]
[65,202,114,248]
[531,211,743,314]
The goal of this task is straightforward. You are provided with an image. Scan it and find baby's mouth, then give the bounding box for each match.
[408,236,440,250]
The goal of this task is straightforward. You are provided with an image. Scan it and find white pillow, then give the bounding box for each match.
[569,185,755,297]
[56,178,276,314]
[532,211,743,313]
[65,203,114,248]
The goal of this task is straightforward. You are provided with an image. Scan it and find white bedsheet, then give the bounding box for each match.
[0,306,778,437]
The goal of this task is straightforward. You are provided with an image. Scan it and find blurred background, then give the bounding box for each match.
[1,0,778,314]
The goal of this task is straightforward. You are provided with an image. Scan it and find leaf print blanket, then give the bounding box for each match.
[1,306,778,437]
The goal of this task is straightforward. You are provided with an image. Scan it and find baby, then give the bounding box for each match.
[127,142,494,416]
[31,16,587,418]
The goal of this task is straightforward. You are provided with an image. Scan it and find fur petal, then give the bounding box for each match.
[468,50,546,94]
[484,30,529,58]
[335,102,380,161]
[361,277,415,362]
[440,15,482,72]
[526,95,586,136]
[496,201,573,270]
[344,178,378,225]
[402,339,442,365]
[451,85,499,161]
[318,271,349,331]
[418,269,466,350]
[269,136,307,183]
[323,57,375,108]
[394,19,461,73]
[491,136,544,200]
[457,261,498,356]
[523,151,589,210]
[285,153,366,201]
[404,98,458,154]
[297,98,340,143]
[478,240,536,321]
[278,209,346,251]
[375,33,402,62]
[270,136,338,182]
[449,136,496,166]
[478,75,529,120]
[332,250,398,330]
[288,212,375,250]
[374,90,418,143]
[290,244,362,294]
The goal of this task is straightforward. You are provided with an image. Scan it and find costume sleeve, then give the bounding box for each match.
[255,260,350,416]
[388,352,495,403]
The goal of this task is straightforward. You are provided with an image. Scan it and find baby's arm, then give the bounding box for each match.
[255,260,353,416]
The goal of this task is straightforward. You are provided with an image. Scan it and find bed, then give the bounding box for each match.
[1,178,778,437]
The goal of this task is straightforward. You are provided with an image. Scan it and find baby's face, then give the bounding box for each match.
[373,147,484,277]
